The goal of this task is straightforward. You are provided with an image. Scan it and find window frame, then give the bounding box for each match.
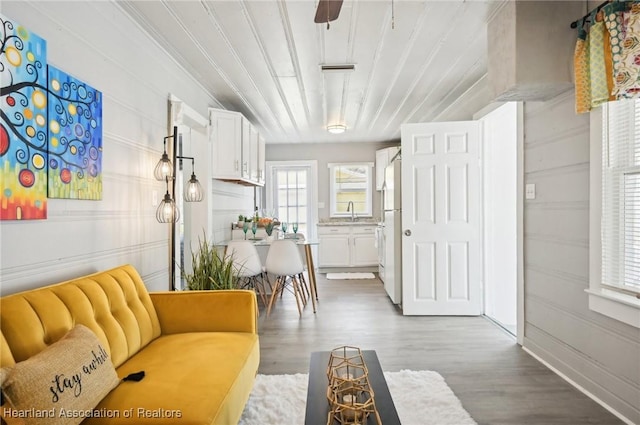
[588,105,640,329]
[265,160,318,242]
[327,162,374,219]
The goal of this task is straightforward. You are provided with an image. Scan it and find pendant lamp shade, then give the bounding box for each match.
[154,127,203,224]
[185,172,204,202]
[154,152,173,181]
[156,190,180,223]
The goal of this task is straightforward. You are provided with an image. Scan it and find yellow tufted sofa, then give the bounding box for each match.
[0,264,260,424]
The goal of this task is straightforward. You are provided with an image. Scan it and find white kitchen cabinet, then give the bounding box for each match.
[352,226,378,266]
[241,119,251,180]
[318,230,350,267]
[209,109,243,180]
[375,146,400,190]
[317,225,378,268]
[257,134,266,186]
[209,108,265,186]
[249,124,259,182]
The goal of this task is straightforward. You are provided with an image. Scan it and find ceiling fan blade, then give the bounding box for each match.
[314,0,344,24]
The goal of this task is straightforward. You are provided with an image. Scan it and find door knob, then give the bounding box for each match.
[404,229,411,236]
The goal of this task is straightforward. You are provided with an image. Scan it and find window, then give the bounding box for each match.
[601,99,640,295]
[274,167,308,236]
[588,99,640,329]
[329,163,372,217]
[265,161,318,241]
[328,163,373,218]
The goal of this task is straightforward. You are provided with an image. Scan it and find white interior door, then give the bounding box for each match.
[401,121,482,315]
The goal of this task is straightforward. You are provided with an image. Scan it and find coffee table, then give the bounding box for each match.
[305,350,401,425]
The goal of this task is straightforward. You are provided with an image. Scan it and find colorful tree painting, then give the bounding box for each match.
[47,66,102,200]
[0,14,48,220]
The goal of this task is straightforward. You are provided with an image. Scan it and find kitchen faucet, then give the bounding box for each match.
[346,201,356,222]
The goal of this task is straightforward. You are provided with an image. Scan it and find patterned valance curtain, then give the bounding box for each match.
[574,1,640,113]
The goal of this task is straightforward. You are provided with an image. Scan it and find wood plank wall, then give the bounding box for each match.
[0,1,253,294]
[523,91,640,423]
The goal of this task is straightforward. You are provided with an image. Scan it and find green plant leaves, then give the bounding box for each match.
[183,233,239,290]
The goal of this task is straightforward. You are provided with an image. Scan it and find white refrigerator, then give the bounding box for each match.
[382,159,402,304]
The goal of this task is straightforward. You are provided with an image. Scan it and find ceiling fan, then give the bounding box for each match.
[314,0,344,29]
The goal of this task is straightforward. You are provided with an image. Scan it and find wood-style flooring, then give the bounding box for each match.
[256,274,624,425]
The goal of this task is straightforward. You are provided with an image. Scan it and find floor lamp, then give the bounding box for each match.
[154,126,204,290]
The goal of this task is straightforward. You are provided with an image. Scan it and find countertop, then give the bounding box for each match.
[316,220,380,227]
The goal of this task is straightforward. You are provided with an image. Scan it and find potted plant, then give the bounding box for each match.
[183,233,239,290]
[237,214,245,229]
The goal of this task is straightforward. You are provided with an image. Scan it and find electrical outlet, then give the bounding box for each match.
[525,184,536,200]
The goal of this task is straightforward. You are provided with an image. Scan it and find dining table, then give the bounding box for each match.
[217,237,320,313]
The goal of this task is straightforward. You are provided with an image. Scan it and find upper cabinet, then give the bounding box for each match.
[257,134,266,186]
[241,118,252,180]
[209,109,242,179]
[375,146,400,190]
[208,108,265,187]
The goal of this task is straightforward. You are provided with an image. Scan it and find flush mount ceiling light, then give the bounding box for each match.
[327,125,346,134]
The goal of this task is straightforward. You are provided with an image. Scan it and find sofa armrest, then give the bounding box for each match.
[149,290,258,335]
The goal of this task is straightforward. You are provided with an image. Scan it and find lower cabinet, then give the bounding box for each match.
[352,231,378,266]
[318,225,378,268]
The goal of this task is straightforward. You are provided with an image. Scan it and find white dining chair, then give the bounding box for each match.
[226,240,269,306]
[264,239,306,317]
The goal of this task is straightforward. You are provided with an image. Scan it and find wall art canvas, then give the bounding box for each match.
[0,15,48,220]
[47,65,102,200]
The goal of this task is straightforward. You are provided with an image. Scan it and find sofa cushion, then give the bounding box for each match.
[0,265,161,368]
[85,332,259,425]
[0,330,15,368]
[0,325,120,425]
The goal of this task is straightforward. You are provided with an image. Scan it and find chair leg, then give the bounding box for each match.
[266,276,282,317]
[299,273,311,299]
[296,274,307,306]
[280,276,287,298]
[262,272,272,292]
[291,276,303,317]
[254,275,269,307]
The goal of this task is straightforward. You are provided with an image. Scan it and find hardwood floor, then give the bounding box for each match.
[256,274,624,425]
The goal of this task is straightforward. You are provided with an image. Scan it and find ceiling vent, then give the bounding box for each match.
[320,64,355,73]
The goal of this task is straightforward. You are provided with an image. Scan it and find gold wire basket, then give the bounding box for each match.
[325,346,382,425]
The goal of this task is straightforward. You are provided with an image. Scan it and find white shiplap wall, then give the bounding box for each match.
[0,1,253,294]
[523,91,640,423]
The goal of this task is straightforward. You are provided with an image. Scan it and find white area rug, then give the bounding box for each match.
[239,370,477,425]
[326,272,376,280]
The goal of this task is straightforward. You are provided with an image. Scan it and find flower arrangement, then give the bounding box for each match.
[236,214,280,229]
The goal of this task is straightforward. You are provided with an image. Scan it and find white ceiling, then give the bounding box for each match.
[120,0,507,144]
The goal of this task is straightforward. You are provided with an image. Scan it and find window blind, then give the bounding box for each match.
[602,99,640,294]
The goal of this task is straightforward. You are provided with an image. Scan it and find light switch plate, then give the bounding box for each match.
[525,183,536,200]
[318,202,325,209]
[152,190,158,206]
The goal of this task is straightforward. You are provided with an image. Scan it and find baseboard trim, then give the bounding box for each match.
[522,346,635,425]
